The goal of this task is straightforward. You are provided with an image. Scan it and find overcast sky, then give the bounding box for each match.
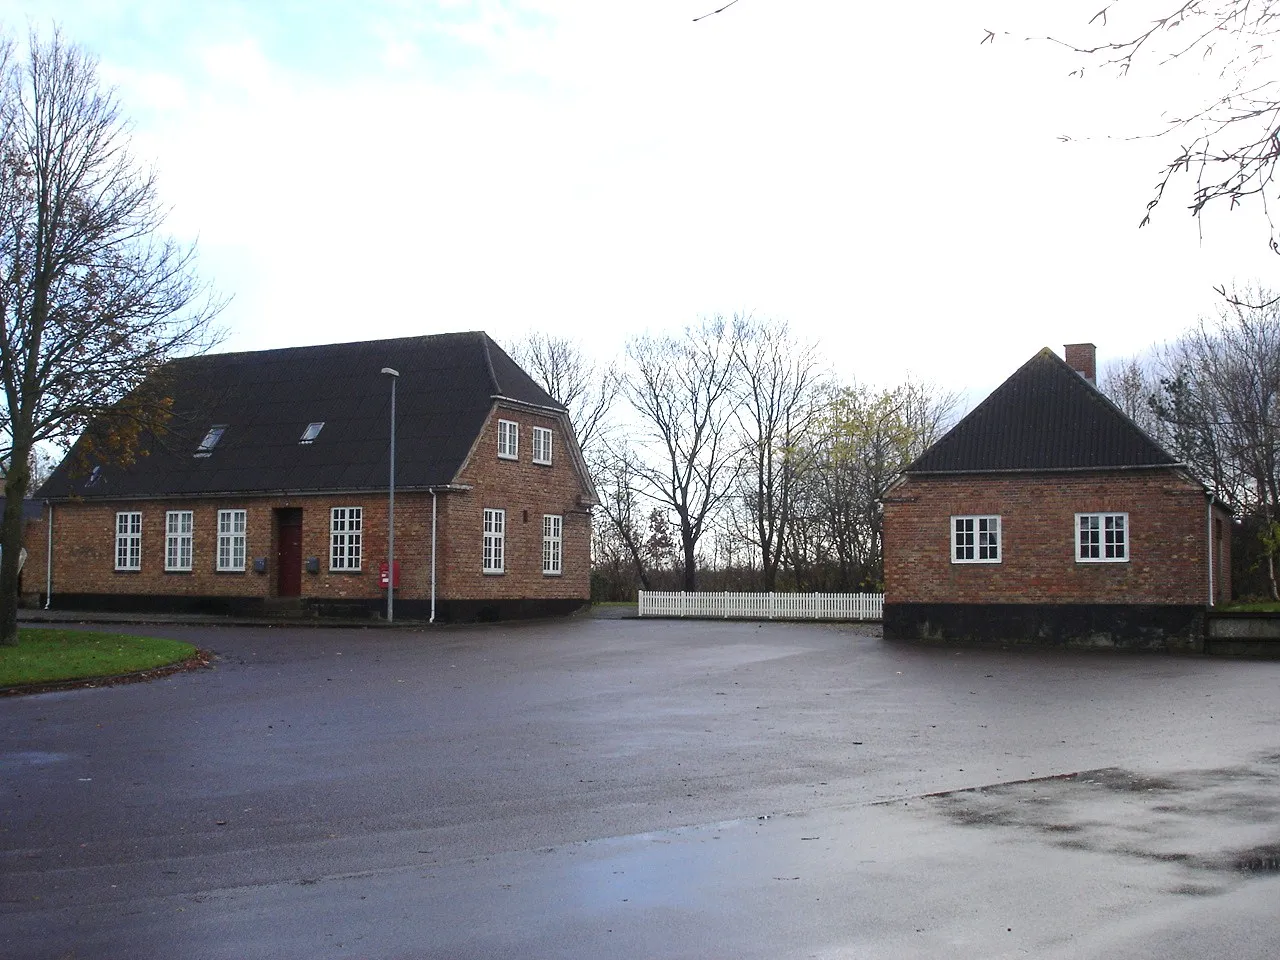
[2,0,1276,404]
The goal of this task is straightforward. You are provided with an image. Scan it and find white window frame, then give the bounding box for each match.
[498,419,519,460]
[952,515,1001,564]
[483,508,506,574]
[330,507,363,571]
[115,511,142,571]
[165,510,193,572]
[216,509,248,572]
[532,426,553,466]
[1076,512,1129,563]
[542,514,563,575]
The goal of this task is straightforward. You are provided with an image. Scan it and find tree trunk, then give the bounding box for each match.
[622,536,651,592]
[0,448,32,646]
[682,535,697,591]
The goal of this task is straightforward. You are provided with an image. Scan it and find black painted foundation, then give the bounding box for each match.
[883,602,1207,653]
[38,593,589,623]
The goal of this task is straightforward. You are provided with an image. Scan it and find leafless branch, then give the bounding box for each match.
[987,1,1280,247]
[693,0,741,23]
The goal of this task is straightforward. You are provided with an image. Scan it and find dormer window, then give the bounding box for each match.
[195,425,226,457]
[300,422,325,444]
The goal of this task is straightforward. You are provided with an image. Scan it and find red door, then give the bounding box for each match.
[276,509,303,597]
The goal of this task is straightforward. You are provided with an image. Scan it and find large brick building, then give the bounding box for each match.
[28,332,596,621]
[882,344,1231,651]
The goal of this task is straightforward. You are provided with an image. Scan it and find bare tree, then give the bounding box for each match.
[788,380,957,590]
[1100,355,1164,439]
[508,332,618,455]
[1172,288,1280,595]
[624,317,741,590]
[1121,285,1280,596]
[730,316,826,590]
[0,29,222,644]
[593,444,653,592]
[986,2,1280,249]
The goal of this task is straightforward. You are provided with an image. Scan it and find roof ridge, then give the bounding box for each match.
[168,331,489,365]
[904,347,1179,475]
[1068,348,1183,467]
[478,332,501,395]
[905,348,1052,470]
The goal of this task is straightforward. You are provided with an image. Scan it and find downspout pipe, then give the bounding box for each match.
[44,502,52,609]
[430,490,437,623]
[1206,494,1215,607]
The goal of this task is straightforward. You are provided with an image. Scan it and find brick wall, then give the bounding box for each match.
[883,470,1231,606]
[29,402,592,607]
[35,494,407,601]
[443,404,591,602]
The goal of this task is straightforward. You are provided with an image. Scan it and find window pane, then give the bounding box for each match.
[1078,513,1126,562]
[954,516,999,563]
[484,509,505,572]
[543,514,562,574]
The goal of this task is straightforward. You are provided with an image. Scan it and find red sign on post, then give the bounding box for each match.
[378,560,400,588]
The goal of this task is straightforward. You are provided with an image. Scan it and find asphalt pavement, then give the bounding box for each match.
[3,617,1280,958]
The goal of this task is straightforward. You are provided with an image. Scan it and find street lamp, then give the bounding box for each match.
[381,367,399,622]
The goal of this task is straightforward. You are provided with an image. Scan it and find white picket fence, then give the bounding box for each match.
[638,590,883,621]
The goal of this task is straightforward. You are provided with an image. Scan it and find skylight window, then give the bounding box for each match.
[300,422,325,444]
[195,425,226,457]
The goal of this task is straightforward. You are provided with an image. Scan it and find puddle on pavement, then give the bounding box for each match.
[0,750,71,770]
[1232,843,1280,874]
[911,753,1280,891]
[1074,768,1180,793]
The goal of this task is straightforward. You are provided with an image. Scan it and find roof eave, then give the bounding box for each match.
[42,482,474,503]
[491,394,569,415]
[905,462,1184,477]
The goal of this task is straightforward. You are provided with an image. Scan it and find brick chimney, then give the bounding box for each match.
[1064,343,1096,384]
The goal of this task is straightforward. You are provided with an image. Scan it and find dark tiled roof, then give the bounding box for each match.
[906,347,1178,474]
[39,332,566,500]
[0,497,45,522]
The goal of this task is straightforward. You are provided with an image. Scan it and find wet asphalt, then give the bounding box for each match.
[3,617,1280,958]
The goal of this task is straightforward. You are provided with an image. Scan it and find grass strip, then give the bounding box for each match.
[0,628,198,687]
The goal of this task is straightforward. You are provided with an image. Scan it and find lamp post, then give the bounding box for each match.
[381,367,399,622]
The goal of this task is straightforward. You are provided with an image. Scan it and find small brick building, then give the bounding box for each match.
[882,344,1230,651]
[28,332,596,621]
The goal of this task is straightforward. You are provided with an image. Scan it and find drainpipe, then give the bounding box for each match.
[1206,494,1214,607]
[44,502,52,609]
[430,490,437,623]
